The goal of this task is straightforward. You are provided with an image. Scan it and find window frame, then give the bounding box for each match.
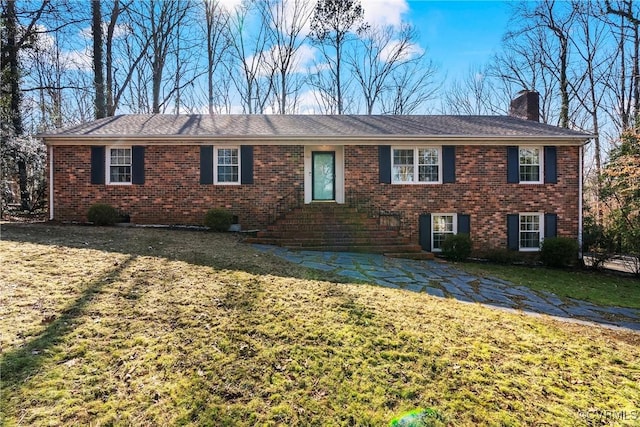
[518,146,544,184]
[431,213,457,252]
[391,146,442,184]
[519,212,544,252]
[105,146,132,185]
[214,146,241,185]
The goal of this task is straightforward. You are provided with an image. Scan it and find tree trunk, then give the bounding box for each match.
[92,0,106,119]
[3,1,29,210]
[559,39,569,128]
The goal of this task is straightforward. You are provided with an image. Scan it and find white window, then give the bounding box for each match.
[519,147,543,183]
[519,213,544,251]
[432,213,457,252]
[392,147,441,184]
[215,147,240,184]
[107,147,131,184]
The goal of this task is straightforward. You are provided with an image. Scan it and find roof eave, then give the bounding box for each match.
[41,134,594,146]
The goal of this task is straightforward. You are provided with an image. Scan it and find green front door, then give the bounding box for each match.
[312,151,335,201]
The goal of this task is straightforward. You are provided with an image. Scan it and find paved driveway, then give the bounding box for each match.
[254,245,640,332]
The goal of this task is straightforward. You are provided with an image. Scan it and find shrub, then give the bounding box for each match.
[204,208,234,232]
[87,203,119,226]
[440,233,472,262]
[540,237,579,268]
[482,248,522,264]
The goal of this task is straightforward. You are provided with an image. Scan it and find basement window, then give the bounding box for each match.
[519,213,544,251]
[432,213,457,251]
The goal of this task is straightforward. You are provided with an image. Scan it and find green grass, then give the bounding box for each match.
[1,223,639,426]
[457,262,640,309]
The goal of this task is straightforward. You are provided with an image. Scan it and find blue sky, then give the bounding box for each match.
[406,1,512,80]
[38,0,517,115]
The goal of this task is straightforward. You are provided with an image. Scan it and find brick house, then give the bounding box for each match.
[40,92,592,256]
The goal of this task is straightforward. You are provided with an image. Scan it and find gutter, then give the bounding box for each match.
[578,143,584,261]
[49,145,54,221]
[41,134,595,146]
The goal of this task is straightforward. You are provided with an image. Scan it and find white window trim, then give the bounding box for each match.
[519,212,544,252]
[214,146,241,185]
[391,146,442,185]
[518,146,544,184]
[431,213,457,252]
[105,146,132,185]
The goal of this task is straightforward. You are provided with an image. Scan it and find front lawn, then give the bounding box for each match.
[1,224,638,426]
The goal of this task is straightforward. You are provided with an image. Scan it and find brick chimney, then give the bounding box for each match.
[509,90,539,122]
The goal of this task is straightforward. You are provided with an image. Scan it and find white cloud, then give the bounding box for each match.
[60,48,93,71]
[380,40,423,62]
[290,44,318,73]
[246,43,319,77]
[79,22,130,41]
[218,0,244,12]
[30,25,55,50]
[361,0,409,29]
[295,89,325,114]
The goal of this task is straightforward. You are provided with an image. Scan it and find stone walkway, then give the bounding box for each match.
[253,245,640,332]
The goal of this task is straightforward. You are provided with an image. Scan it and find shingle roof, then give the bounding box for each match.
[40,114,592,141]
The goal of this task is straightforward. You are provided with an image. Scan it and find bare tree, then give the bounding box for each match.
[91,0,106,118]
[260,0,313,114]
[124,0,191,113]
[227,1,275,114]
[101,1,150,116]
[569,1,617,223]
[443,65,507,115]
[380,59,440,114]
[605,0,640,130]
[1,0,51,210]
[506,0,578,128]
[309,0,367,114]
[201,0,231,114]
[347,23,427,114]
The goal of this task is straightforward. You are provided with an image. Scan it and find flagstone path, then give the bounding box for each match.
[253,245,640,332]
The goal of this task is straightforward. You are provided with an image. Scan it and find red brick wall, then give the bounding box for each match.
[52,145,304,229]
[51,143,579,250]
[345,145,580,250]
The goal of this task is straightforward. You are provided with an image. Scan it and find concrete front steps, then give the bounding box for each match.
[246,203,433,260]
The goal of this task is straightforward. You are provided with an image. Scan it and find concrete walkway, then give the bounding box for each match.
[253,245,640,332]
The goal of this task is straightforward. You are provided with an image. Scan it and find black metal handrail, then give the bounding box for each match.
[345,189,403,231]
[269,186,302,224]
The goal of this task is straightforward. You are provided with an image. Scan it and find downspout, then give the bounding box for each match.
[49,145,54,221]
[578,143,584,261]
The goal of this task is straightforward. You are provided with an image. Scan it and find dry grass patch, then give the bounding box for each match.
[1,224,639,426]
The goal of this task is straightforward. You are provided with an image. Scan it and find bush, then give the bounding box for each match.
[87,203,119,226]
[540,237,579,268]
[440,233,472,262]
[482,248,522,264]
[204,208,234,232]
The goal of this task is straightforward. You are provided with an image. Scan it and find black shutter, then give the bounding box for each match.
[507,146,519,183]
[379,145,391,184]
[240,145,254,184]
[200,145,214,184]
[132,146,145,184]
[458,214,470,235]
[419,213,432,251]
[442,146,456,183]
[507,214,519,250]
[91,146,105,184]
[544,213,558,239]
[544,146,557,184]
